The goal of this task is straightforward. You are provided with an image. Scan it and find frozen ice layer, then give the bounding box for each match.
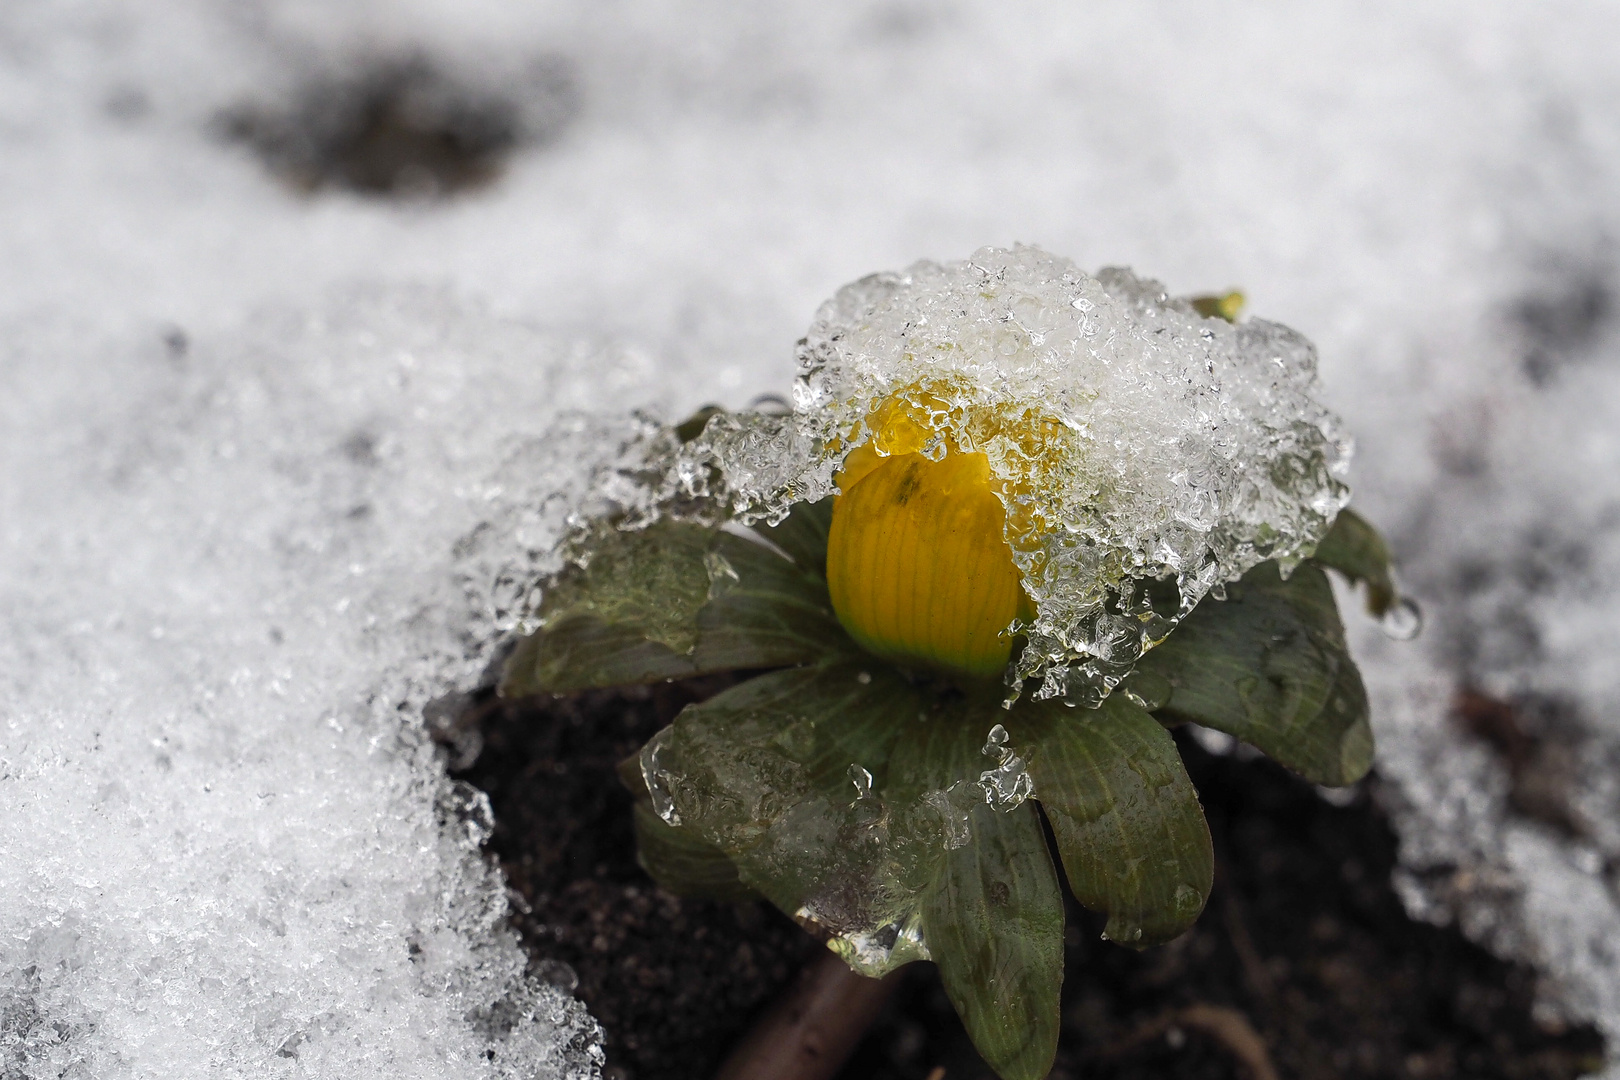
[683,246,1352,701]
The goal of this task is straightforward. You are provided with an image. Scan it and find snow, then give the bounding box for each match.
[5,0,1620,1075]
[684,248,1349,701]
[0,289,644,1077]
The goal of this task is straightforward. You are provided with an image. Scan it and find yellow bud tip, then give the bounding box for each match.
[1190,290,1246,323]
[826,448,1028,681]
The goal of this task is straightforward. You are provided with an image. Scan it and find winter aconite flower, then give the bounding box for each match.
[826,392,1034,681]
[500,247,1407,1080]
[684,248,1353,703]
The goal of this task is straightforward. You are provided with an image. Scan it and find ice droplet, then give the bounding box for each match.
[809,911,931,974]
[978,723,1034,811]
[979,755,1034,811]
[848,763,875,801]
[639,727,682,826]
[703,549,740,599]
[1379,595,1423,640]
[922,784,975,849]
[981,722,1011,760]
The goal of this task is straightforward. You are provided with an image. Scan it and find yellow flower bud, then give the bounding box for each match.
[826,395,1033,681]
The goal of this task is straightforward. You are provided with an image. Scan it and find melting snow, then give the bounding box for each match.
[5,0,1620,1075]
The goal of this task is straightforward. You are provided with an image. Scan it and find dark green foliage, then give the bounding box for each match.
[1008,696,1214,946]
[1135,561,1373,786]
[748,496,834,576]
[1313,506,1399,617]
[891,711,1066,1080]
[501,499,1395,1080]
[630,801,757,902]
[500,520,845,696]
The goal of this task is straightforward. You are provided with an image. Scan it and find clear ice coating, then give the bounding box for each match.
[978,724,1035,811]
[679,246,1352,702]
[848,763,876,801]
[920,786,976,850]
[641,728,685,826]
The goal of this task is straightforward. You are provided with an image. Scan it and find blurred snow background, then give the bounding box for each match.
[4,0,1620,1076]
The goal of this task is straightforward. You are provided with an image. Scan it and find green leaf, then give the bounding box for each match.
[1136,560,1373,786]
[631,801,757,901]
[1312,507,1398,617]
[1010,695,1212,949]
[647,668,1064,1078]
[500,520,848,696]
[620,753,756,901]
[749,496,834,576]
[674,403,724,443]
[647,659,941,973]
[889,705,1065,1080]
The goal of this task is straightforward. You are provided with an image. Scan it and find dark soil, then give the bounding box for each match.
[446,676,822,1077]
[447,682,1606,1080]
[219,55,572,199]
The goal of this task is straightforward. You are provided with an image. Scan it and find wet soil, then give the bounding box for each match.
[448,683,1605,1080]
[218,55,572,199]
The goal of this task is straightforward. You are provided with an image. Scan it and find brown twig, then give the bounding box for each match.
[1103,1003,1280,1080]
[1223,888,1276,1008]
[714,950,902,1080]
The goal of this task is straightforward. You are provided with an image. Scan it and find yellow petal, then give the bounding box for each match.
[827,449,1027,680]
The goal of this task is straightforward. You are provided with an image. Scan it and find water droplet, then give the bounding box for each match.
[1119,670,1172,711]
[856,670,872,685]
[1379,596,1422,640]
[1172,883,1204,918]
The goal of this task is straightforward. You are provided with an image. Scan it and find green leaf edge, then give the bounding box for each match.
[1137,560,1373,787]
[1312,506,1398,617]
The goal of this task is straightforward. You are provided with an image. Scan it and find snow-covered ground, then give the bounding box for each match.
[4,1,1620,1076]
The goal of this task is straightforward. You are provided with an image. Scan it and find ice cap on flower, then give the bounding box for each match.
[684,245,1352,702]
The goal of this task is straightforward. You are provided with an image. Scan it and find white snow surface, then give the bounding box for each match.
[5,0,1620,1075]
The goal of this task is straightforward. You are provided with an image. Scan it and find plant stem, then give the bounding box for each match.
[714,950,902,1080]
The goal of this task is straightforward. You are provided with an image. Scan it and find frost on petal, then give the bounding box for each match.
[679,246,1352,703]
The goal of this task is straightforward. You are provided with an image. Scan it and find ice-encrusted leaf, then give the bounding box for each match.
[749,496,834,576]
[1312,506,1397,617]
[648,659,941,974]
[631,801,756,901]
[1136,560,1372,786]
[1010,695,1213,948]
[891,707,1065,1080]
[500,520,846,696]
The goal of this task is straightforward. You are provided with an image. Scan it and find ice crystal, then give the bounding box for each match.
[978,724,1035,811]
[681,246,1351,702]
